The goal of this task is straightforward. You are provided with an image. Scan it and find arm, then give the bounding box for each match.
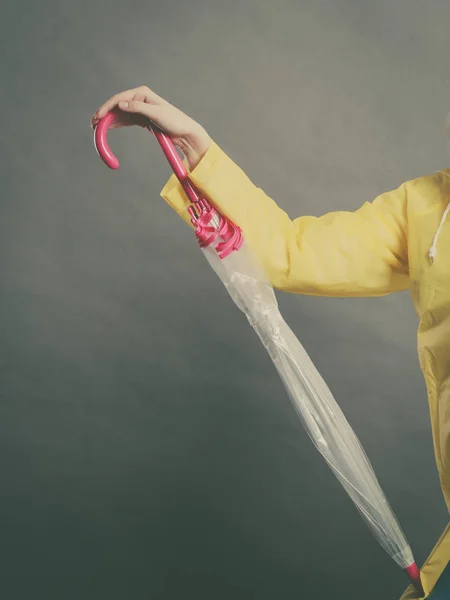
[161,141,410,297]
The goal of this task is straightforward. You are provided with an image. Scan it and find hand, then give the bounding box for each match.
[91,85,212,170]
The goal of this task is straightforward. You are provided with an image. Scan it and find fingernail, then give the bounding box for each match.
[119,102,129,109]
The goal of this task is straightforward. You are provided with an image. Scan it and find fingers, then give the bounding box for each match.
[93,86,165,123]
[94,89,136,122]
[118,100,164,127]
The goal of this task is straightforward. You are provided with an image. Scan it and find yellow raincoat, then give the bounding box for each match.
[161,141,450,598]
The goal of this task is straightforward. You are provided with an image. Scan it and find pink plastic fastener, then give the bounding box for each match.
[93,111,243,258]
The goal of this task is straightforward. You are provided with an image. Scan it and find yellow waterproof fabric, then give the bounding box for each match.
[161,141,450,598]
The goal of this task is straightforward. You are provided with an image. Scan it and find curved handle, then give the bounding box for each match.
[93,111,200,204]
[93,112,120,170]
[93,111,187,176]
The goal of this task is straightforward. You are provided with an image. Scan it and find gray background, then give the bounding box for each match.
[1,0,450,598]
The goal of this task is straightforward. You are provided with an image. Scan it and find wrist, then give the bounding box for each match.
[181,127,212,170]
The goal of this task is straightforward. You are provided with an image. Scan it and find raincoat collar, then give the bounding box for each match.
[429,170,450,263]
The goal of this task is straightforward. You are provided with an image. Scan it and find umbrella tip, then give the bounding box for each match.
[404,562,425,597]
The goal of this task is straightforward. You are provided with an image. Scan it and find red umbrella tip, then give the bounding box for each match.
[404,562,425,597]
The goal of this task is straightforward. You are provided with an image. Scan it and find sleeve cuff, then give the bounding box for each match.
[159,141,224,229]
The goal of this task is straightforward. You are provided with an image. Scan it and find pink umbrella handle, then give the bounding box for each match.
[94,111,201,205]
[93,112,120,170]
[93,111,243,258]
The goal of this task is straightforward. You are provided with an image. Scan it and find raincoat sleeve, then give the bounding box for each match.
[160,141,409,297]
